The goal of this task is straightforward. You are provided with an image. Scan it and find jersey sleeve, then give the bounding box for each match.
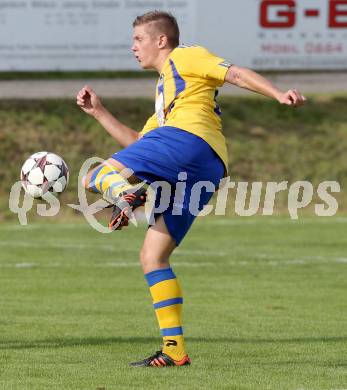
[176,46,232,86]
[140,112,159,135]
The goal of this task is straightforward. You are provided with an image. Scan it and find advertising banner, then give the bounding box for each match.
[0,0,196,70]
[0,0,346,70]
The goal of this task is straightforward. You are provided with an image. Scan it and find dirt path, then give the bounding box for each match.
[0,72,346,99]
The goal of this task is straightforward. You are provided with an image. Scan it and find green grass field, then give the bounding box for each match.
[0,217,346,389]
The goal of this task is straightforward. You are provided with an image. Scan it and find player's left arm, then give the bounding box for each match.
[225,66,306,107]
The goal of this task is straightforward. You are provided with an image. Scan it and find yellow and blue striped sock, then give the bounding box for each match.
[145,267,187,361]
[87,164,133,199]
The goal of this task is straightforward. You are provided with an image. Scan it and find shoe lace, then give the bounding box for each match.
[148,350,163,361]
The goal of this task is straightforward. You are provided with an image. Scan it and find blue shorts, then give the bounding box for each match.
[113,126,225,245]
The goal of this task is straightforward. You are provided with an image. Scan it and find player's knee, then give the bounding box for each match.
[82,174,93,190]
[82,175,88,189]
[140,247,157,272]
[140,246,169,273]
[82,172,95,192]
[140,246,150,267]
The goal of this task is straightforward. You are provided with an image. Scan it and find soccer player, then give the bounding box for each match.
[76,11,306,367]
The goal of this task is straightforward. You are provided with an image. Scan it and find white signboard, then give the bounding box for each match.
[0,0,347,70]
[196,0,347,70]
[0,0,196,70]
[253,0,347,69]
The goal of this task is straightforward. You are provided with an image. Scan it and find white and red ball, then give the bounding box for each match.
[20,151,69,198]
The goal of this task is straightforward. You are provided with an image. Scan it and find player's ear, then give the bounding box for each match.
[158,34,168,49]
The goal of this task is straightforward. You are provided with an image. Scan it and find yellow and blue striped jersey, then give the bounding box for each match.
[140,44,231,169]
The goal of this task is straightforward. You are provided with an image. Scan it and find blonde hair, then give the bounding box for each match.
[133,10,180,48]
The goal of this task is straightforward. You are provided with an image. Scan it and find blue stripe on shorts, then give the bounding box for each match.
[112,126,225,245]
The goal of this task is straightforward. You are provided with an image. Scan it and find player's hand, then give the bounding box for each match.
[277,90,306,107]
[76,85,104,117]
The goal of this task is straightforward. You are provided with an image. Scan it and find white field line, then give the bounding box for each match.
[1,217,347,231]
[253,253,347,266]
[0,241,138,252]
[3,239,343,266]
[0,256,345,269]
[0,240,226,257]
[228,256,347,266]
[0,261,215,269]
[0,224,89,231]
[255,254,327,260]
[100,261,215,268]
[0,238,344,265]
[206,217,347,226]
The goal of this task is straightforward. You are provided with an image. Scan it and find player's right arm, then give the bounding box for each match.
[76,85,140,147]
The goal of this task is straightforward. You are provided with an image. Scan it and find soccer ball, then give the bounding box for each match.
[20,151,69,198]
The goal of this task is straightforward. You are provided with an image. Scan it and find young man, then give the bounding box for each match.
[76,11,306,367]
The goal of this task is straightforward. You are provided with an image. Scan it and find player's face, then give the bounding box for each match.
[132,24,161,69]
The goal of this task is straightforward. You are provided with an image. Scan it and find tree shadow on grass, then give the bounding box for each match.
[0,336,346,350]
